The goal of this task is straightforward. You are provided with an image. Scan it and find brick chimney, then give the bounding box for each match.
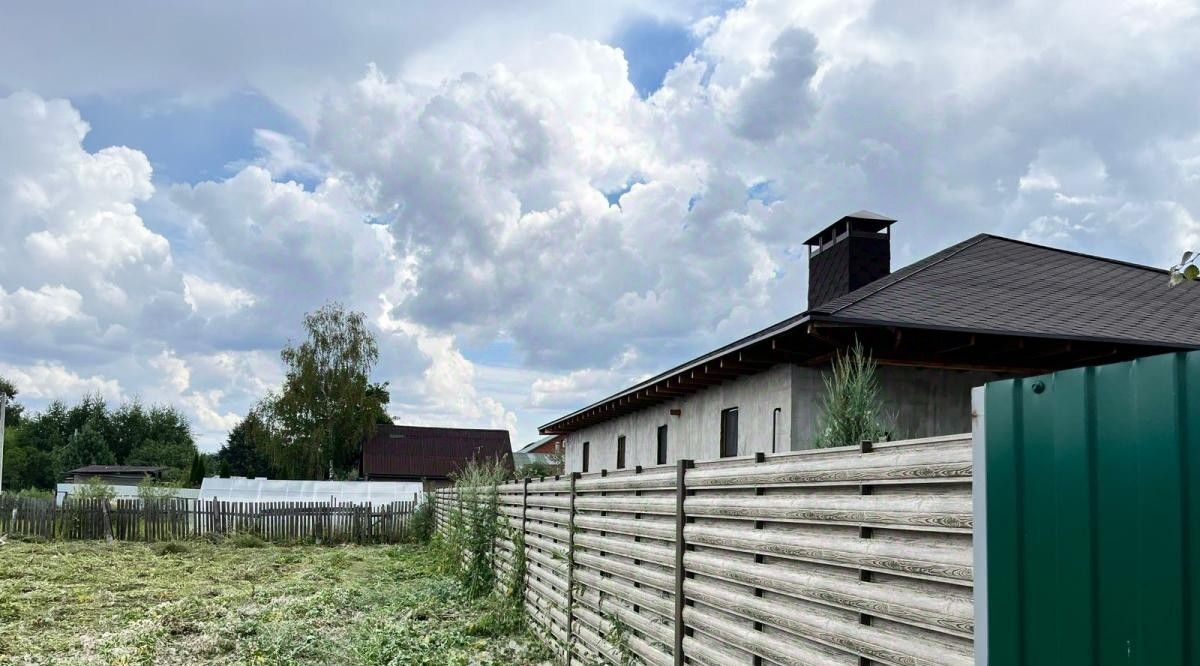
[803,210,895,309]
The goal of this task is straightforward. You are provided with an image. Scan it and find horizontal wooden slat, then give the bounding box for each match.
[575,532,676,567]
[685,524,973,585]
[685,550,972,638]
[685,604,856,666]
[575,468,676,492]
[685,577,972,666]
[686,438,971,488]
[575,568,674,622]
[684,493,973,532]
[575,495,675,515]
[574,513,676,541]
[574,550,674,593]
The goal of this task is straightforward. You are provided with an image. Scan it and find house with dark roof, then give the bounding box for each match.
[512,434,565,471]
[542,211,1200,474]
[65,465,166,486]
[361,424,512,486]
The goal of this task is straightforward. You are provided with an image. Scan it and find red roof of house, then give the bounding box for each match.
[361,424,512,479]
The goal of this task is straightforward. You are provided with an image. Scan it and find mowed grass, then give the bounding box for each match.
[0,539,553,665]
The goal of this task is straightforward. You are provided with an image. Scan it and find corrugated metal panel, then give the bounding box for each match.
[983,350,1200,664]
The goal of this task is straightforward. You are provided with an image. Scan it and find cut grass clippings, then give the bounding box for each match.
[0,539,553,665]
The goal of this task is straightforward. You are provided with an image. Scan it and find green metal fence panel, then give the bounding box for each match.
[983,350,1200,665]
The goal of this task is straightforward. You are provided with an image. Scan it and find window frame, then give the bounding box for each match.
[582,441,590,473]
[720,407,739,458]
[616,435,626,469]
[656,424,668,465]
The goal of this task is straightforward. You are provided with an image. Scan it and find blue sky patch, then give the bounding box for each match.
[463,338,519,367]
[746,180,781,205]
[613,18,698,98]
[75,90,304,185]
[603,175,647,207]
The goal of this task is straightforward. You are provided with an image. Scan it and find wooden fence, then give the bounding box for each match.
[0,494,422,544]
[434,433,973,666]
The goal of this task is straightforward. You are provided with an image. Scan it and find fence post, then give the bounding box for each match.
[857,440,877,666]
[565,471,580,666]
[674,458,694,666]
[101,501,113,543]
[521,477,530,595]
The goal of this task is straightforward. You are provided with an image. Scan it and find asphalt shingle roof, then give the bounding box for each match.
[812,234,1200,346]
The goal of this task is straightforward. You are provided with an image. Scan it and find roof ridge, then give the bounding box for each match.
[819,234,991,314]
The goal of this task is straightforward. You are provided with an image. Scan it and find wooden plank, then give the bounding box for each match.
[684,524,973,585]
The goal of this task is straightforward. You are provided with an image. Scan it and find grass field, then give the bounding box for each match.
[0,538,553,665]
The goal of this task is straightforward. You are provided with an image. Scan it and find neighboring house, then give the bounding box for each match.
[361,424,513,488]
[512,434,565,471]
[65,465,166,486]
[542,211,1200,473]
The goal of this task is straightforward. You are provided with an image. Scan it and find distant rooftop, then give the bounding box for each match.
[362,424,512,479]
[67,465,166,474]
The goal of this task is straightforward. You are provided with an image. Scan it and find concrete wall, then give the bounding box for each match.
[563,364,794,473]
[562,362,1009,473]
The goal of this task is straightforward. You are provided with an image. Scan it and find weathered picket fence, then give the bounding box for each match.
[0,494,422,544]
[434,433,974,666]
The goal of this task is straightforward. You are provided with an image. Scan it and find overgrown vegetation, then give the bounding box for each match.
[73,477,118,502]
[813,340,893,448]
[431,459,538,656]
[602,604,634,666]
[0,540,550,665]
[406,492,437,544]
[515,459,558,479]
[439,459,510,598]
[136,478,182,501]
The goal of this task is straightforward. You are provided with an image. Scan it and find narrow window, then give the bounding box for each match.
[656,425,668,465]
[720,407,739,458]
[582,441,590,473]
[616,435,626,469]
[771,407,782,454]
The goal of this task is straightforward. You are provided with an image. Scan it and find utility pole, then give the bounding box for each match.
[0,394,6,495]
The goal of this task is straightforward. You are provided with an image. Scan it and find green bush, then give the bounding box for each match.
[813,340,894,448]
[443,459,509,598]
[405,494,436,544]
[72,478,116,502]
[136,478,179,502]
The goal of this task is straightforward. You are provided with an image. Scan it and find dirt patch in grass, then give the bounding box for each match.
[0,539,552,665]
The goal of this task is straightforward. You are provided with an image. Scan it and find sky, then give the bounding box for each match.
[2,0,1199,452]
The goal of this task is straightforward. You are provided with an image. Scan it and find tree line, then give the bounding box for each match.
[0,381,200,491]
[2,302,390,491]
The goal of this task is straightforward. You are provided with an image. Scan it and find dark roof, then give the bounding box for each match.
[68,465,166,475]
[811,234,1200,346]
[539,232,1200,434]
[362,425,512,479]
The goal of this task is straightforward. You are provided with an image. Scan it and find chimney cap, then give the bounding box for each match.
[802,210,896,246]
